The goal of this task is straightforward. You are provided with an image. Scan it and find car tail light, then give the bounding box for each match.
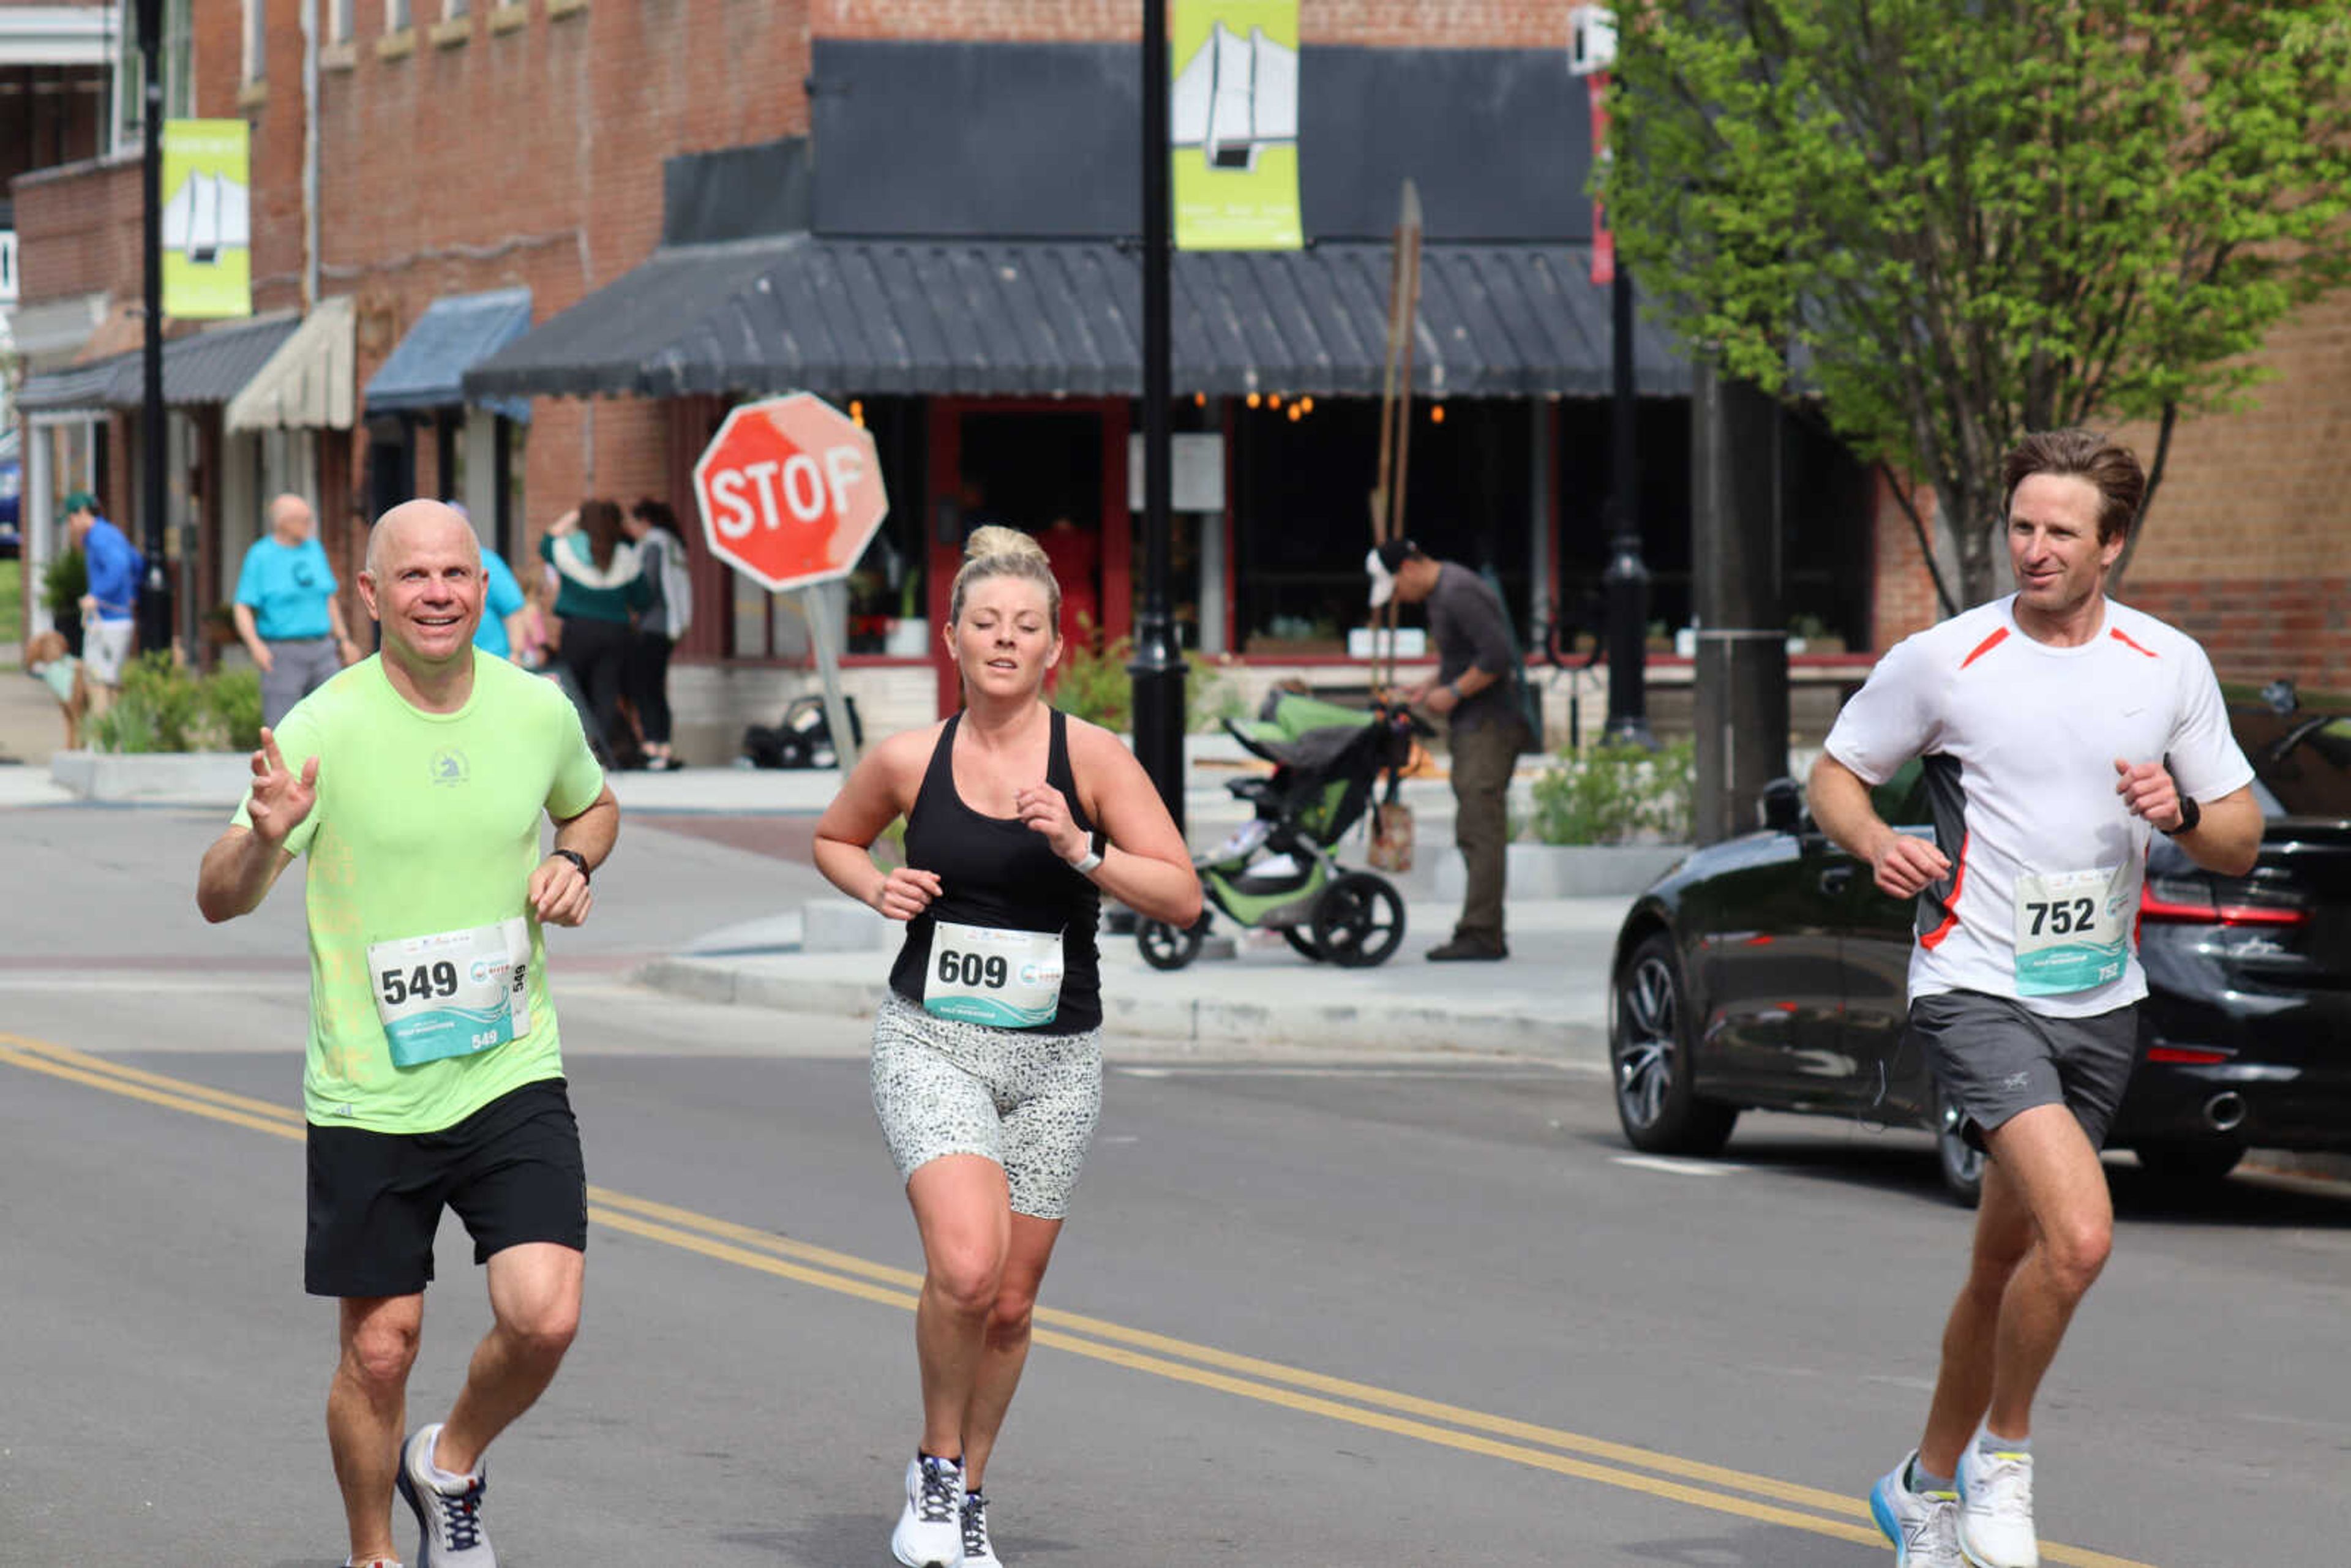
[2145,1045,2234,1065]
[2142,875,2311,928]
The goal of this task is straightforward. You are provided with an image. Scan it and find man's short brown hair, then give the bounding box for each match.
[2001,429,2147,546]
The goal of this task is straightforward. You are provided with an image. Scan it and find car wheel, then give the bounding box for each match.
[1610,933,1737,1156]
[1933,1084,1985,1209]
[1136,916,1206,971]
[2131,1141,2245,1190]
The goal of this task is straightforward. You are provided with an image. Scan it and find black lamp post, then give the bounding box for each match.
[135,0,173,659]
[1600,255,1653,746]
[1131,0,1189,833]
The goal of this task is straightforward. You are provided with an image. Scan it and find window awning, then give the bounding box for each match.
[227,296,356,432]
[13,312,301,416]
[463,236,1687,403]
[364,287,536,422]
[13,357,119,417]
[4,290,111,368]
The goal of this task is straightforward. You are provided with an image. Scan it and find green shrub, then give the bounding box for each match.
[1051,618,1131,732]
[88,652,263,754]
[1526,738,1697,846]
[202,667,264,751]
[42,548,87,624]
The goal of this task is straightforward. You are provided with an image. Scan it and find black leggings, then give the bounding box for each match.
[628,631,676,746]
[560,617,634,759]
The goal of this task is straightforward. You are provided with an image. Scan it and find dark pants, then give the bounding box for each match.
[1449,718,1521,943]
[260,636,341,729]
[559,617,633,760]
[627,630,675,746]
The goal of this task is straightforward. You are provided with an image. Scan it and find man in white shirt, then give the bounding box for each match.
[1808,430,2261,1568]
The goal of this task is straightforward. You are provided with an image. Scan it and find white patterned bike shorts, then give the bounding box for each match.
[869,991,1104,1220]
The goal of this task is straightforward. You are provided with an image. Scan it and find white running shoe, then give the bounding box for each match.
[959,1487,1005,1568]
[890,1453,966,1568]
[1870,1450,1962,1567]
[1957,1442,2039,1568]
[395,1424,495,1568]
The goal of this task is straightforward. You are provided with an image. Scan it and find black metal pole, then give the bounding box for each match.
[136,0,172,660]
[1600,257,1653,746]
[1131,0,1188,832]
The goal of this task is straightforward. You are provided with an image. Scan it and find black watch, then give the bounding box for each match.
[2162,793,2201,836]
[550,847,591,883]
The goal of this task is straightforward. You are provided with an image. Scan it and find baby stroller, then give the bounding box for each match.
[1136,691,1423,970]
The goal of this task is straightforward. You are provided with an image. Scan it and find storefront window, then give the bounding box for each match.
[839,395,929,656]
[1231,396,1533,657]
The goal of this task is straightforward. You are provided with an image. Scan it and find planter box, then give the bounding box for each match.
[51,749,255,806]
[1433,841,1689,900]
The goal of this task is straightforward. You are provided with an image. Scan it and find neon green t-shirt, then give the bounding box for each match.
[233,654,605,1133]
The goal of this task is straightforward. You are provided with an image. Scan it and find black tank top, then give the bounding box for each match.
[887,708,1103,1033]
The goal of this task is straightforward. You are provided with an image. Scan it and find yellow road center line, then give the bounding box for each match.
[0,1034,2159,1568]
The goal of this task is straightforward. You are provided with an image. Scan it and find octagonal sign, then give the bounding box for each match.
[692,393,888,594]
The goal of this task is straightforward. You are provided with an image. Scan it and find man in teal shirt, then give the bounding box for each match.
[198,499,617,1568]
[234,493,362,727]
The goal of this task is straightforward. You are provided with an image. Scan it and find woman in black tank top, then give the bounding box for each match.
[886,707,1104,1032]
[813,527,1199,1564]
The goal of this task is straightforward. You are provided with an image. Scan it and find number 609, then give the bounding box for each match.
[937,950,1008,989]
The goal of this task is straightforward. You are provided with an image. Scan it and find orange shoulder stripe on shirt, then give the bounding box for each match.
[2110,628,2159,658]
[1959,626,2009,669]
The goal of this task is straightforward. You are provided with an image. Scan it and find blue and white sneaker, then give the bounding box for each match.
[960,1486,1005,1568]
[890,1452,965,1568]
[1957,1441,2038,1567]
[1872,1450,1962,1567]
[395,1424,494,1567]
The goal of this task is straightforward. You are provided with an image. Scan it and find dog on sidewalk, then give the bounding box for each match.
[26,629,93,749]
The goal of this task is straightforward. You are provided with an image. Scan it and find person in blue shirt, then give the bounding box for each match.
[444,501,537,664]
[66,489,143,709]
[234,493,362,728]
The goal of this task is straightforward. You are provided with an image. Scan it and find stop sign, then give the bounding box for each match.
[692,394,888,593]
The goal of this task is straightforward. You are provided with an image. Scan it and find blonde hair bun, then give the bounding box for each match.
[964,523,1049,566]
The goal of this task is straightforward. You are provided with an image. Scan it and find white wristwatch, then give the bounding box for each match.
[1068,847,1104,876]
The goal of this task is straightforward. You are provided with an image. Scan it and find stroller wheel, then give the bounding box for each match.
[1137,916,1207,971]
[1279,928,1325,962]
[1310,873,1407,968]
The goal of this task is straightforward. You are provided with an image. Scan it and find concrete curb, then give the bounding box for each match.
[634,955,1608,1059]
[50,749,253,805]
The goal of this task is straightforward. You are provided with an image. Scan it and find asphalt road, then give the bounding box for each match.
[4,806,2347,1566]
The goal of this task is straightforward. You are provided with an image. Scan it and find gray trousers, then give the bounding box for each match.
[1449,718,1523,942]
[260,636,341,728]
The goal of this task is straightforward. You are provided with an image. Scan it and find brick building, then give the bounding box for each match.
[10,1,2342,760]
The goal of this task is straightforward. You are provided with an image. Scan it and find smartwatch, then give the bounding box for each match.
[550,847,591,883]
[2161,793,2201,836]
[1068,847,1104,876]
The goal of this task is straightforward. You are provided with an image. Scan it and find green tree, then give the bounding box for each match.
[1603,1,2351,611]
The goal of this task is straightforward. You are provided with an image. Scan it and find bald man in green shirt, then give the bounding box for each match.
[199,499,619,1568]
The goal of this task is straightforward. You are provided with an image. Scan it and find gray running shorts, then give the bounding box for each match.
[870,991,1103,1220]
[1907,990,2138,1151]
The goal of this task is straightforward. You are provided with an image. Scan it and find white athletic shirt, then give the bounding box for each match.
[1823,595,2254,1018]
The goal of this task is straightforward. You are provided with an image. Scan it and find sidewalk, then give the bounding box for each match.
[639,893,1627,1062]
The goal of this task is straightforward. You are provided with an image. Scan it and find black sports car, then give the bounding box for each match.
[1607,686,2351,1204]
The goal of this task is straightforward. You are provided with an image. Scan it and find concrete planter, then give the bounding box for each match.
[51,749,254,806]
[1433,841,1689,900]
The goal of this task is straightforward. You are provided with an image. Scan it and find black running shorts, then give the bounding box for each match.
[1907,990,2138,1153]
[305,1078,588,1299]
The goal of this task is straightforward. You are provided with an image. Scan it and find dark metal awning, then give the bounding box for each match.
[13,358,120,416]
[364,287,536,422]
[464,236,1687,403]
[14,312,302,416]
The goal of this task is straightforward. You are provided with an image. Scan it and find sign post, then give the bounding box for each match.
[691,394,889,773]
